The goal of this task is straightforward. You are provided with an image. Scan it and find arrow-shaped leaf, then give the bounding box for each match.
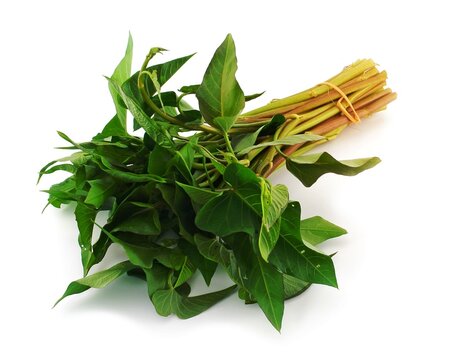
[269,202,338,287]
[227,234,284,331]
[286,152,381,187]
[150,285,237,319]
[301,216,347,246]
[54,261,135,307]
[196,34,245,132]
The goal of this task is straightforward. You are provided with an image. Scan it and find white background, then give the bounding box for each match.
[1,0,475,358]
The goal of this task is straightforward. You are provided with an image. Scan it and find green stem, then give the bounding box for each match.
[223,132,237,161]
[138,50,220,135]
[192,161,216,170]
[202,157,214,190]
[196,144,227,165]
[231,119,271,128]
[198,170,221,188]
[242,59,376,116]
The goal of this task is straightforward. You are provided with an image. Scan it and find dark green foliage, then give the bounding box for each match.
[40,34,378,331]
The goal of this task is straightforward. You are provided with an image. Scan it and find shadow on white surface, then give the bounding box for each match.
[54,264,341,334]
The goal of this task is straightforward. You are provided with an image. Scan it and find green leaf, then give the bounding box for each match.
[179,84,200,94]
[54,261,135,306]
[100,166,166,184]
[196,34,245,130]
[74,202,97,275]
[38,160,59,182]
[194,233,242,286]
[102,34,133,137]
[96,115,127,139]
[108,77,163,141]
[99,226,184,269]
[176,285,237,319]
[38,163,75,184]
[269,202,338,287]
[176,182,220,205]
[157,184,197,241]
[175,110,203,125]
[228,235,284,331]
[155,54,195,88]
[231,114,286,153]
[286,152,381,187]
[223,162,262,214]
[258,182,288,260]
[84,177,116,209]
[241,274,311,304]
[113,208,161,236]
[56,131,81,148]
[84,230,112,274]
[283,274,311,300]
[301,216,347,246]
[258,218,281,262]
[151,285,236,319]
[248,257,284,331]
[144,262,170,297]
[177,140,196,175]
[237,133,324,156]
[95,156,165,184]
[262,183,289,228]
[44,176,78,207]
[245,91,265,102]
[260,114,286,136]
[210,116,237,134]
[231,129,261,153]
[148,145,173,176]
[147,145,193,184]
[195,191,258,237]
[122,54,195,108]
[179,239,217,286]
[210,158,226,175]
[197,163,282,241]
[150,288,178,317]
[174,258,196,288]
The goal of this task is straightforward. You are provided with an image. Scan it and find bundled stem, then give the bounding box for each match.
[226,59,397,177]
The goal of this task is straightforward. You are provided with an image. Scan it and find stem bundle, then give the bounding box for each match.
[235,59,396,177]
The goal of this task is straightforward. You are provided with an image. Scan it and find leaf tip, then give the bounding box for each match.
[272,319,283,332]
[41,202,50,214]
[371,156,382,165]
[52,296,64,309]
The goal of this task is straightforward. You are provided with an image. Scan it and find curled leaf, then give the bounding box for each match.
[286,152,381,187]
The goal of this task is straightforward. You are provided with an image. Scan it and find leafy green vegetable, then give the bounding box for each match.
[268,202,338,287]
[54,261,136,307]
[244,91,265,102]
[237,133,324,155]
[196,34,245,131]
[84,177,116,209]
[286,152,381,187]
[227,234,284,331]
[151,285,237,319]
[98,34,133,138]
[195,190,258,237]
[301,216,347,246]
[41,33,393,330]
[74,202,97,275]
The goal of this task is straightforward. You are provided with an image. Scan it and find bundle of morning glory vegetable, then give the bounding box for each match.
[39,34,396,330]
